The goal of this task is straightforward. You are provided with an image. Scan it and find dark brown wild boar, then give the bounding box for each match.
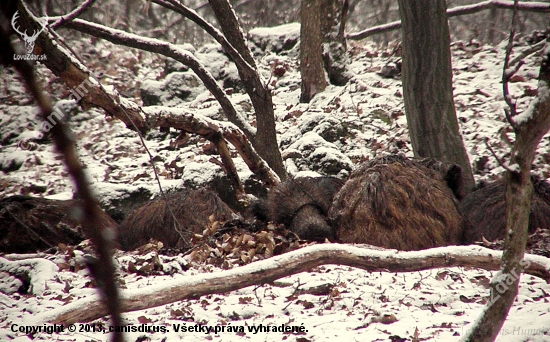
[0,195,116,253]
[360,154,465,200]
[329,156,463,250]
[250,176,345,241]
[118,187,235,250]
[460,175,550,243]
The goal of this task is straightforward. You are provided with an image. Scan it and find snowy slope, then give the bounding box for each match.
[1,26,549,342]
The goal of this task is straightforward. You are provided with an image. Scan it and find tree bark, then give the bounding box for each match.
[207,0,255,68]
[300,0,328,102]
[40,244,550,325]
[208,0,286,180]
[397,0,475,193]
[320,0,350,86]
[464,38,550,342]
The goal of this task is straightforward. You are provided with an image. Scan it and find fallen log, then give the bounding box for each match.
[37,244,550,325]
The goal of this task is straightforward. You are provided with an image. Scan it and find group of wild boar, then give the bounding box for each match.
[2,154,550,253]
[250,154,550,251]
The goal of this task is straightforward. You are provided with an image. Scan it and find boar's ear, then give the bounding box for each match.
[248,199,270,222]
[416,157,464,200]
[445,164,464,200]
[532,174,550,203]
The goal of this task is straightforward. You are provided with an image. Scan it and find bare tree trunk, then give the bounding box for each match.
[397,0,475,193]
[320,0,350,86]
[300,0,327,102]
[464,36,550,341]
[208,0,286,180]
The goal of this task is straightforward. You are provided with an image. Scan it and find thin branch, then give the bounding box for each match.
[151,0,257,74]
[484,138,513,172]
[50,0,96,29]
[142,107,280,187]
[509,39,547,67]
[347,0,550,40]
[502,0,521,129]
[133,107,191,246]
[40,244,550,325]
[63,18,256,140]
[464,31,550,342]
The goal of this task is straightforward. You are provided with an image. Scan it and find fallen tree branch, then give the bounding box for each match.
[41,244,550,325]
[63,18,255,141]
[347,0,550,40]
[143,106,280,187]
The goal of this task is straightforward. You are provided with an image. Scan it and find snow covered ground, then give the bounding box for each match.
[1,25,550,341]
[1,246,549,342]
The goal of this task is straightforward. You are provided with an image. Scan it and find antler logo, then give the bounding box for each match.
[11,11,48,55]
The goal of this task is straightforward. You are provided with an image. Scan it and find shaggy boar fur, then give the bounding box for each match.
[0,196,116,253]
[360,154,465,200]
[118,188,235,250]
[250,176,345,241]
[329,157,463,250]
[460,175,550,243]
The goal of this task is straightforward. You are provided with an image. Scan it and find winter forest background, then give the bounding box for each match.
[1,1,550,342]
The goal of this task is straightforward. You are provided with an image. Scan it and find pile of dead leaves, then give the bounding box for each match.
[122,217,319,276]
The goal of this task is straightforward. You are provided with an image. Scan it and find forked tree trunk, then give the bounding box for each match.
[208,0,286,180]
